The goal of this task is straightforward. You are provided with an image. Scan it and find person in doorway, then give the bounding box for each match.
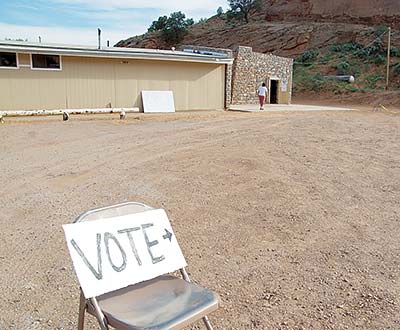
[257,82,268,110]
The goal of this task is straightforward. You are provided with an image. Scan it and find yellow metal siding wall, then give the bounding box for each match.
[0,54,225,111]
[65,57,116,109]
[113,59,225,110]
[0,65,67,110]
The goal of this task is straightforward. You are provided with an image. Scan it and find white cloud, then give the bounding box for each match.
[0,1,230,46]
[53,0,228,12]
[0,23,137,46]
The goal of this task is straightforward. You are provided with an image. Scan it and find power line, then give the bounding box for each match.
[351,30,388,56]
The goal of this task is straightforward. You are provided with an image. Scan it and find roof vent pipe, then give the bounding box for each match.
[98,28,101,49]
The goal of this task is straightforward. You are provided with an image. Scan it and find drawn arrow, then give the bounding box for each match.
[163,229,173,242]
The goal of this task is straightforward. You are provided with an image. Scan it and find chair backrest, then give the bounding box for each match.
[64,202,187,299]
[75,202,154,223]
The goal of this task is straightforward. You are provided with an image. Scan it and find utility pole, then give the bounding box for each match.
[386,26,391,91]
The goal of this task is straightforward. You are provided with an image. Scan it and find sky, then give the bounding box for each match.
[0,0,228,46]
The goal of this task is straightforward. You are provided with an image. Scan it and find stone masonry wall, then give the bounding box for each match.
[231,46,294,105]
[231,46,256,105]
[178,45,293,107]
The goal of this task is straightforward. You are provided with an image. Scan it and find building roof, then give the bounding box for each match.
[0,40,233,65]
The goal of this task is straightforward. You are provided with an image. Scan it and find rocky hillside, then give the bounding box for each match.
[264,0,400,22]
[116,0,400,107]
[116,0,400,57]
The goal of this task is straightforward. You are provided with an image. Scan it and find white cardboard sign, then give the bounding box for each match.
[142,91,176,113]
[63,209,187,298]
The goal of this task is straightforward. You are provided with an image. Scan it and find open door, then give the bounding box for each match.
[270,80,279,104]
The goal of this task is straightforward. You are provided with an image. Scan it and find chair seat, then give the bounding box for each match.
[88,275,219,330]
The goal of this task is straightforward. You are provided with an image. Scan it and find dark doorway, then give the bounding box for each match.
[270,80,279,104]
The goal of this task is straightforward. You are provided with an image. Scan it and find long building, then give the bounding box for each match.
[0,41,293,113]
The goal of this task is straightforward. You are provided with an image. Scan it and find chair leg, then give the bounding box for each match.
[180,269,215,330]
[202,316,214,330]
[90,298,110,330]
[78,291,86,330]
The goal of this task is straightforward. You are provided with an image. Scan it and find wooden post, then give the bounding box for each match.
[386,27,391,91]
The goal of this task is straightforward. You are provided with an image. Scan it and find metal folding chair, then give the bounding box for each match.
[74,202,219,330]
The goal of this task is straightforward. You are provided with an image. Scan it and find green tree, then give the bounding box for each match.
[148,16,168,33]
[217,6,224,16]
[227,0,260,23]
[161,11,194,45]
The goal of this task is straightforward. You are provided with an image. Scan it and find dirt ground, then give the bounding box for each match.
[293,93,400,112]
[0,109,399,330]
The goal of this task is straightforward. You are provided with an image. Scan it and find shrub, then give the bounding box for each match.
[309,74,326,91]
[226,9,240,21]
[375,26,389,37]
[344,84,359,92]
[228,0,262,23]
[148,16,168,33]
[390,47,400,58]
[332,60,362,76]
[160,12,194,45]
[334,61,351,73]
[147,12,194,44]
[394,63,400,75]
[350,64,362,76]
[329,44,342,52]
[329,42,363,54]
[329,41,387,64]
[371,54,386,65]
[356,39,386,63]
[293,67,327,92]
[296,49,319,66]
[364,74,385,89]
[318,53,332,65]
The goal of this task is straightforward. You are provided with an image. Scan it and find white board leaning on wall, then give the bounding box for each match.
[142,91,176,113]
